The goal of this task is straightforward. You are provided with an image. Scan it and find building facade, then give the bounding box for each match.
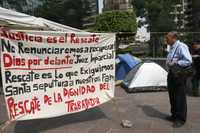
[170,0,192,31]
[103,0,133,11]
[82,0,99,28]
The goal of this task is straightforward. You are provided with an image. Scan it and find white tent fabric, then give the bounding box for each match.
[124,62,167,89]
[0,7,86,32]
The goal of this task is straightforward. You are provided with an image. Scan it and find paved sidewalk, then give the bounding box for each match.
[1,86,200,133]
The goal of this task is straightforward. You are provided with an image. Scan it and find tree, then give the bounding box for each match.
[94,10,137,32]
[34,0,92,29]
[145,0,177,32]
[133,0,177,57]
[192,0,200,32]
[132,0,145,18]
[190,0,200,41]
[0,0,28,12]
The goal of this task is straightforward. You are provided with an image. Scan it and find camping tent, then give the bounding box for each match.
[0,7,86,32]
[123,62,168,92]
[116,54,141,80]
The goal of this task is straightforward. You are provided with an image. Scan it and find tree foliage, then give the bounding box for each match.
[34,0,91,29]
[192,0,200,32]
[133,0,179,32]
[133,0,178,57]
[94,10,137,32]
[0,0,28,12]
[132,0,145,17]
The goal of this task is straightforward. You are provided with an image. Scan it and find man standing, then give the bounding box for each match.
[166,32,192,128]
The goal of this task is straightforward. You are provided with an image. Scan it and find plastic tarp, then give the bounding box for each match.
[0,7,85,32]
[116,54,141,80]
[123,62,167,92]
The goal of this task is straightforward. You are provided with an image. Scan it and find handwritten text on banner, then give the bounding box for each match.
[0,30,115,121]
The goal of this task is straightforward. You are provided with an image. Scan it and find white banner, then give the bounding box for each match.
[0,29,115,121]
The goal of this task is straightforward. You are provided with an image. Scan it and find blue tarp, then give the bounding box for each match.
[116,54,141,80]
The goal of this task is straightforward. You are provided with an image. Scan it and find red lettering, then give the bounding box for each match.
[70,33,100,44]
[7,97,41,120]
[47,36,66,43]
[7,97,16,119]
[3,53,12,67]
[29,36,34,41]
[0,30,43,43]
[65,97,100,112]
[53,92,63,103]
[70,33,77,43]
[63,85,96,99]
[3,53,26,68]
[100,83,109,90]
[59,36,65,43]
[18,101,25,115]
[44,95,52,105]
[44,56,73,65]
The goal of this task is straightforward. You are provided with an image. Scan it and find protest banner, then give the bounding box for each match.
[0,29,115,121]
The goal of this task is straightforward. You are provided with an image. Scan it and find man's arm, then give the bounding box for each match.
[177,44,192,67]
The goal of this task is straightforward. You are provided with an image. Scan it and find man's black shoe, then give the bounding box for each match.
[173,120,185,128]
[165,116,175,122]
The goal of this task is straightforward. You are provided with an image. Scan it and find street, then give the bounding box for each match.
[1,86,200,133]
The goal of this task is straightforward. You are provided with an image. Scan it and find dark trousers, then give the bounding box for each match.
[167,71,187,122]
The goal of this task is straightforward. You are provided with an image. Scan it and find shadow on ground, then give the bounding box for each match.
[14,107,106,133]
[137,105,168,120]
